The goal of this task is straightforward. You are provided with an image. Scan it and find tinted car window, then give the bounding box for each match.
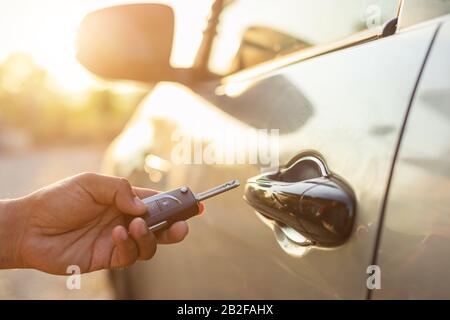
[209,0,400,75]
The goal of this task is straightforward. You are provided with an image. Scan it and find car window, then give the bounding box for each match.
[399,0,450,29]
[208,0,400,75]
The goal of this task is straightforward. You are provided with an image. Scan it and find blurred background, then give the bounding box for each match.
[0,0,211,299]
[0,0,212,152]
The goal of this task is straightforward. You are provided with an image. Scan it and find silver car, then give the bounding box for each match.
[77,0,450,299]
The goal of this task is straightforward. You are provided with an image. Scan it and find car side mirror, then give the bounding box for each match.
[76,4,175,83]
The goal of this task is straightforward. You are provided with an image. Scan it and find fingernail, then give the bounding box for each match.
[137,218,148,236]
[119,228,128,241]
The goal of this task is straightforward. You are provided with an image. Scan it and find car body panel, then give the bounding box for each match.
[373,19,450,299]
[103,22,440,298]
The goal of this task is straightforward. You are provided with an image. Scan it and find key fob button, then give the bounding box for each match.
[157,197,179,210]
[147,201,160,216]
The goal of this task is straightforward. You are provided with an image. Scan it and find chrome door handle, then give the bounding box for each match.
[244,155,356,247]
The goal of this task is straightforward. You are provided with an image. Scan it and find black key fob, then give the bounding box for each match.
[141,180,240,232]
[142,187,200,232]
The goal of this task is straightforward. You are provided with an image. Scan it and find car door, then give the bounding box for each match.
[105,0,440,299]
[372,17,450,299]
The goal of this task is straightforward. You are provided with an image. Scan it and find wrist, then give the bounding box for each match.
[0,198,28,269]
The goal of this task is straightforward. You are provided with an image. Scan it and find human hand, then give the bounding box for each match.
[1,173,191,275]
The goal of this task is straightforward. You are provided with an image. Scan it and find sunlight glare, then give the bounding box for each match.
[0,0,212,93]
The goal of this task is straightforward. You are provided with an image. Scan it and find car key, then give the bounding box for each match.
[142,180,240,232]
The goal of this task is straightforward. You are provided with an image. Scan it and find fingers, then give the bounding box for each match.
[75,173,147,216]
[111,218,157,268]
[128,217,157,260]
[111,225,139,268]
[132,186,159,199]
[156,221,189,244]
[110,219,188,268]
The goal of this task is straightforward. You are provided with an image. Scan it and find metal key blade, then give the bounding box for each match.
[195,180,240,201]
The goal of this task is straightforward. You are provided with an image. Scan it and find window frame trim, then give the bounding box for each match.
[215,1,403,85]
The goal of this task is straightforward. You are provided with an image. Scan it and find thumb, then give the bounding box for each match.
[75,173,147,216]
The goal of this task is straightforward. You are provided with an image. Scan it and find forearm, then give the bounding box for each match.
[0,198,26,269]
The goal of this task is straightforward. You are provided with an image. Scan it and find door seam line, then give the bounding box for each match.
[365,23,442,300]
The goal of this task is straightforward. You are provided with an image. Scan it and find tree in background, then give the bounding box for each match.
[0,53,146,147]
